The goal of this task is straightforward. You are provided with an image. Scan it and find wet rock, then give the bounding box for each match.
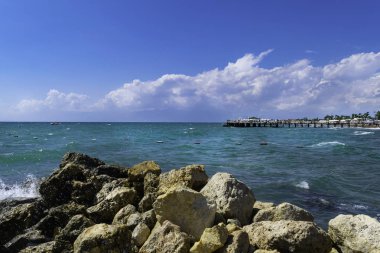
[0,199,46,245]
[201,173,255,226]
[139,220,191,253]
[190,223,228,253]
[128,161,161,182]
[153,186,216,240]
[216,230,250,253]
[132,222,150,247]
[87,187,136,223]
[73,223,131,253]
[328,214,380,253]
[5,229,47,252]
[93,164,128,178]
[60,152,104,169]
[112,204,137,225]
[158,164,208,195]
[244,220,332,253]
[55,214,95,243]
[34,202,87,238]
[253,202,314,222]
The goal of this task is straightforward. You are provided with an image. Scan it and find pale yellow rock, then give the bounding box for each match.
[190,223,228,253]
[253,201,275,210]
[226,223,240,234]
[254,250,280,253]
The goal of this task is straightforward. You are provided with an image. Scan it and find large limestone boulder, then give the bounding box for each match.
[95,179,130,203]
[216,230,250,253]
[128,161,161,182]
[253,202,314,222]
[139,220,190,253]
[0,200,46,245]
[132,222,150,247]
[153,186,216,240]
[244,220,332,253]
[328,214,380,253]
[112,204,137,225]
[190,223,228,253]
[201,173,255,225]
[87,187,136,223]
[73,223,131,253]
[60,152,105,169]
[158,164,208,195]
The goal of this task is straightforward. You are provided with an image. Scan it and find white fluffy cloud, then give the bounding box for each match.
[16,89,90,113]
[14,51,380,120]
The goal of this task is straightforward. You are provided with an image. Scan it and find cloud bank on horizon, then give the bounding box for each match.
[12,51,380,121]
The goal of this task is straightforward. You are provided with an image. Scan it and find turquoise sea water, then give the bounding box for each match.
[0,122,379,227]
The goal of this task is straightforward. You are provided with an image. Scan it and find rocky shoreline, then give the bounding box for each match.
[0,152,379,253]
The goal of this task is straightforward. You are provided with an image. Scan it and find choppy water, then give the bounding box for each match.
[1,122,379,228]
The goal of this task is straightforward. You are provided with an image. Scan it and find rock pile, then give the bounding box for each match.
[0,152,379,253]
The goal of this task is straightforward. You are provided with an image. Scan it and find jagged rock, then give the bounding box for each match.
[254,250,280,253]
[153,186,216,240]
[5,229,47,252]
[93,164,128,178]
[55,214,95,243]
[112,204,137,225]
[190,223,228,253]
[158,164,208,195]
[328,214,380,253]
[128,161,161,182]
[126,213,143,230]
[19,241,57,253]
[70,180,97,205]
[60,152,104,169]
[244,220,332,253]
[139,220,190,253]
[226,223,240,234]
[227,219,241,227]
[73,223,131,253]
[0,197,38,216]
[144,173,159,195]
[0,199,46,245]
[216,230,250,253]
[95,179,130,203]
[132,223,150,247]
[34,202,87,238]
[141,209,157,230]
[87,187,136,223]
[252,201,275,217]
[138,193,156,212]
[253,202,314,222]
[201,173,255,226]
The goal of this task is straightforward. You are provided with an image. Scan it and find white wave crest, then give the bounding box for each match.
[0,174,40,200]
[295,181,309,189]
[311,141,345,147]
[353,131,374,136]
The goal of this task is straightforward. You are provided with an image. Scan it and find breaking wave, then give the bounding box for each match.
[0,174,40,200]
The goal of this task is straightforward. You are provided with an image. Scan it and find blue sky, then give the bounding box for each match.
[1,0,380,121]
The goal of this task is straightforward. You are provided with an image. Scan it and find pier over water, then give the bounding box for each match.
[223,119,380,128]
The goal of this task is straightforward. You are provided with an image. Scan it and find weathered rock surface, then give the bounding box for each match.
[253,202,314,222]
[252,201,275,216]
[55,214,95,243]
[0,200,46,245]
[244,220,332,253]
[201,173,255,225]
[112,204,137,225]
[19,241,57,253]
[5,229,47,252]
[132,222,150,247]
[139,220,190,253]
[95,179,130,203]
[216,230,250,253]
[73,223,131,253]
[153,186,216,240]
[158,164,208,195]
[128,161,161,182]
[87,187,136,223]
[190,223,228,253]
[328,214,380,253]
[93,164,128,178]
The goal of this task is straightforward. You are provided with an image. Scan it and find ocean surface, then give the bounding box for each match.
[1,122,379,228]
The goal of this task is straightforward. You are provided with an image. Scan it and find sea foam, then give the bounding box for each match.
[0,174,40,201]
[311,141,345,147]
[353,131,374,136]
[296,181,310,189]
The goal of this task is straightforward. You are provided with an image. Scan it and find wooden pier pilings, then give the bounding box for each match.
[223,120,380,128]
